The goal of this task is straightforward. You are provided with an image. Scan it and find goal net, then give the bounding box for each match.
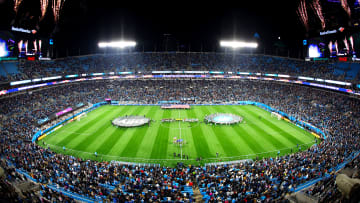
[271,112,282,120]
[76,112,87,121]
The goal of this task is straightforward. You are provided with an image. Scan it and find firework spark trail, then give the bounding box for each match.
[341,0,351,18]
[311,0,326,30]
[24,41,28,55]
[18,40,22,54]
[344,38,349,53]
[335,41,338,55]
[349,36,354,51]
[33,41,37,53]
[297,0,309,31]
[52,0,66,23]
[13,0,23,13]
[328,41,333,55]
[40,0,49,20]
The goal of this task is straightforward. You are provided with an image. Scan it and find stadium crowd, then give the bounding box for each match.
[2,53,359,83]
[0,79,359,202]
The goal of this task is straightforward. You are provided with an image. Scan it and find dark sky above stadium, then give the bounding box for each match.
[76,1,303,53]
[0,0,306,55]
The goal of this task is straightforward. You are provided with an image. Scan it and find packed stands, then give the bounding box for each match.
[0,77,359,201]
[1,53,360,84]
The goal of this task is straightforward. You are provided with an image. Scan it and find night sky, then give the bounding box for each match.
[0,0,317,56]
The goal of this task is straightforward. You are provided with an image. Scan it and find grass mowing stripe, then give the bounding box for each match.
[135,107,164,159]
[249,106,316,142]
[53,106,115,143]
[150,110,171,159]
[186,107,211,158]
[166,110,183,159]
[102,106,147,156]
[200,106,241,157]
[249,105,317,143]
[244,106,304,146]
[55,106,114,147]
[71,106,127,150]
[192,107,227,158]
[211,106,255,155]
[233,106,289,149]
[84,106,138,152]
[45,108,105,144]
[222,105,267,154]
[228,106,278,151]
[178,109,198,160]
[39,105,317,166]
[119,107,157,157]
[228,105,279,151]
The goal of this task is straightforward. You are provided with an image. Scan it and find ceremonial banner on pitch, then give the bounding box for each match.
[161,104,190,109]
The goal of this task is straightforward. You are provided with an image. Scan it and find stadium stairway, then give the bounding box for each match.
[181,185,195,201]
[0,62,9,78]
[347,63,360,80]
[199,187,210,202]
[3,62,19,76]
[286,191,319,203]
[333,62,349,79]
[192,186,204,202]
[181,185,194,195]
[332,62,360,81]
[46,184,96,203]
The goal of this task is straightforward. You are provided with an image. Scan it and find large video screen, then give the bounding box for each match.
[0,31,16,58]
[308,28,360,58]
[0,30,51,59]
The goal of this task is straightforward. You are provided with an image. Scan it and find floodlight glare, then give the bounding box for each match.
[98,41,136,48]
[220,41,258,49]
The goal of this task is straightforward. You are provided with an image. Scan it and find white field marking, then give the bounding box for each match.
[42,141,316,162]
[178,110,182,160]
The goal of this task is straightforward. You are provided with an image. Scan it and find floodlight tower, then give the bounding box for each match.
[98,40,137,54]
[220,40,259,59]
[220,40,258,49]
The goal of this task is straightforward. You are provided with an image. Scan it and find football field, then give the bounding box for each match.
[38,105,317,166]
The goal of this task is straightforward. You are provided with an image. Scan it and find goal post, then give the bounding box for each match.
[76,112,87,121]
[271,112,282,120]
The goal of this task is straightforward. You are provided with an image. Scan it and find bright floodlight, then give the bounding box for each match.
[98,41,136,48]
[220,40,258,49]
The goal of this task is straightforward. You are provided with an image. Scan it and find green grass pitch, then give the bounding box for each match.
[38,105,318,166]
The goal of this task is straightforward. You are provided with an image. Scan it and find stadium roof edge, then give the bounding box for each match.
[42,52,306,62]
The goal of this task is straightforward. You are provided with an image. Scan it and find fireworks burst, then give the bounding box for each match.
[328,41,333,54]
[335,41,338,54]
[344,38,349,53]
[297,0,309,31]
[340,0,351,18]
[18,40,23,54]
[13,0,23,13]
[40,0,49,20]
[311,0,326,30]
[52,0,66,23]
[349,36,354,51]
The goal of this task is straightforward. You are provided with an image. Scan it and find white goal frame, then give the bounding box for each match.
[76,112,87,121]
[271,112,282,120]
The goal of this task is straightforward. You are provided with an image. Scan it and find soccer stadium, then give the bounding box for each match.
[0,1,360,203]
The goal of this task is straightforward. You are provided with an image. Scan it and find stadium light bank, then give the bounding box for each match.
[98,41,136,48]
[220,40,258,49]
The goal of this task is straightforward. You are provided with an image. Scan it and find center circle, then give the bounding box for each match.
[112,115,150,127]
[205,113,243,125]
[213,115,234,123]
